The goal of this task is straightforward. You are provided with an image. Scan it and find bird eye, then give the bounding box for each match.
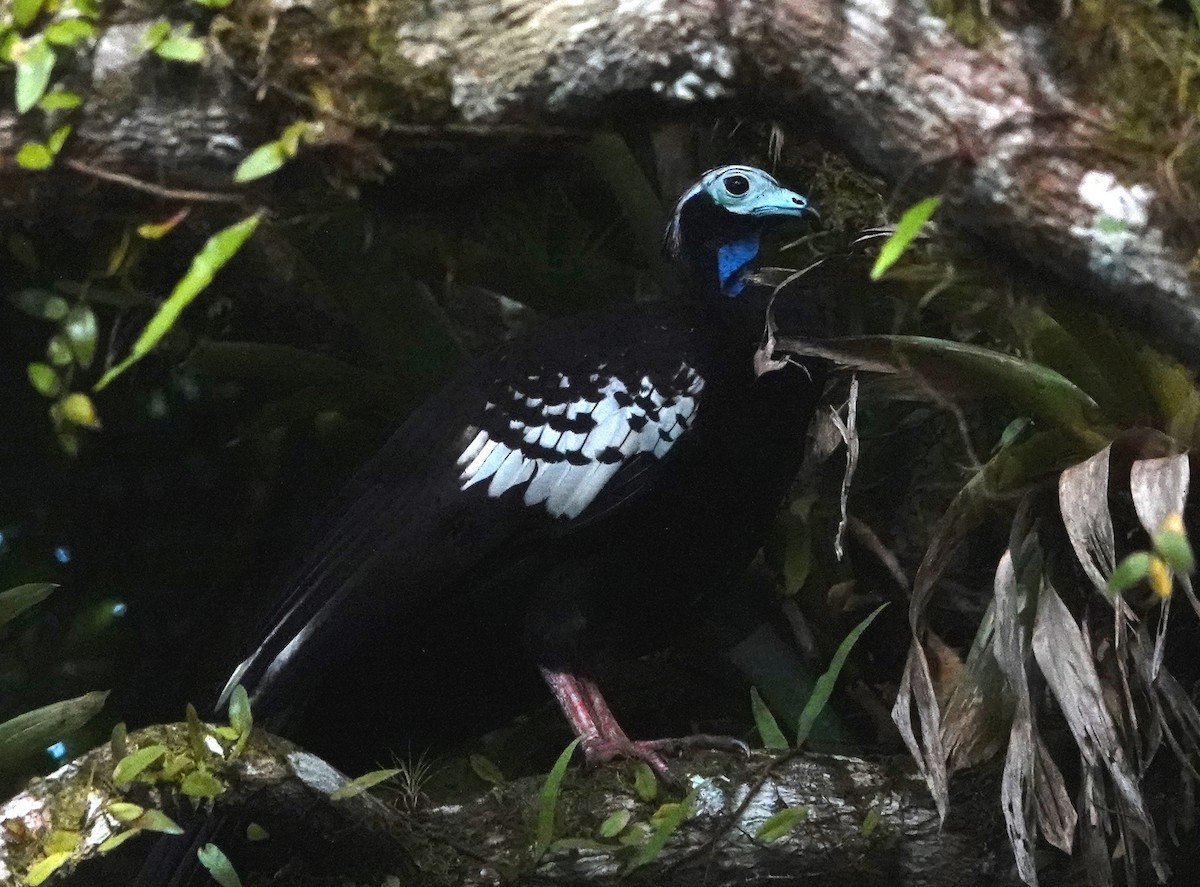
[723,174,750,196]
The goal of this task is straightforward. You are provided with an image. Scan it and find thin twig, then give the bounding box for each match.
[64,159,246,204]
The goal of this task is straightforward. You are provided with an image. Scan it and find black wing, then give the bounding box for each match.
[217,311,709,714]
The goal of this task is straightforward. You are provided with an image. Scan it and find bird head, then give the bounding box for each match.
[664,165,817,299]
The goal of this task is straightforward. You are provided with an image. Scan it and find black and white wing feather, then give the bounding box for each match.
[218,313,709,713]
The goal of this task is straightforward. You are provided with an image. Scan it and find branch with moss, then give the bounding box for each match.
[0,718,1080,887]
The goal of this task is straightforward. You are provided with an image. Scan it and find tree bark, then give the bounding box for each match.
[0,723,1072,887]
[2,0,1196,364]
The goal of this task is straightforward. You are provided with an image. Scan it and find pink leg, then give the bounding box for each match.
[540,667,748,782]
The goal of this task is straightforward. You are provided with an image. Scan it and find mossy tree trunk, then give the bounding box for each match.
[2,0,1197,362]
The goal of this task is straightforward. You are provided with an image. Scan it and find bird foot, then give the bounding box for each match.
[581,733,750,784]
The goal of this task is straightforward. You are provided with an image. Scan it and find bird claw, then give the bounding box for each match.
[580,733,751,786]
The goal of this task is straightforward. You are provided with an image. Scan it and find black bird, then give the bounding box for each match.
[215,165,822,777]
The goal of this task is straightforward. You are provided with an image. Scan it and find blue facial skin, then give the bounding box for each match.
[717,235,761,298]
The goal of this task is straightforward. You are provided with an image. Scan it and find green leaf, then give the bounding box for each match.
[1107,551,1152,594]
[778,335,1107,448]
[97,828,142,854]
[861,804,881,836]
[626,789,696,872]
[0,690,107,765]
[329,767,399,800]
[468,753,505,785]
[15,37,55,113]
[632,761,657,802]
[13,0,45,29]
[27,362,62,397]
[10,287,68,319]
[112,744,167,786]
[136,809,183,834]
[797,604,887,747]
[192,0,233,7]
[95,212,262,391]
[870,196,940,280]
[59,391,102,429]
[155,34,205,63]
[110,721,127,759]
[233,141,287,182]
[185,703,208,759]
[46,335,73,366]
[0,581,56,627]
[750,686,789,750]
[140,19,170,50]
[62,303,97,368]
[47,123,71,154]
[277,120,311,156]
[246,822,269,841]
[598,808,631,838]
[534,737,580,859]
[43,18,95,46]
[181,768,226,798]
[25,851,71,886]
[39,87,81,110]
[197,843,242,887]
[1153,528,1194,574]
[227,683,252,757]
[16,141,52,169]
[137,208,189,240]
[755,806,808,842]
[106,801,145,823]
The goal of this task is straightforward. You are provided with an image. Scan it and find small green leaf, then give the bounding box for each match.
[112,744,167,786]
[750,686,789,750]
[329,767,399,800]
[861,804,881,837]
[97,828,142,854]
[62,303,98,368]
[1153,528,1195,574]
[110,721,127,759]
[181,768,226,798]
[16,141,53,170]
[9,288,67,319]
[598,808,631,838]
[13,0,45,29]
[185,703,208,759]
[632,761,657,802]
[25,851,71,886]
[197,843,242,887]
[43,18,95,46]
[755,806,808,842]
[15,37,56,113]
[233,141,287,182]
[0,582,56,627]
[468,753,505,785]
[140,19,170,50]
[870,196,941,281]
[47,334,74,366]
[155,34,205,63]
[136,809,183,834]
[59,391,102,429]
[27,362,62,397]
[1107,551,1152,594]
[192,0,234,7]
[47,123,72,154]
[0,690,108,765]
[246,822,269,841]
[106,801,145,823]
[619,822,652,846]
[626,789,696,872]
[227,683,252,757]
[797,604,887,747]
[137,208,189,240]
[277,120,311,155]
[95,213,262,391]
[39,87,81,110]
[534,737,581,859]
[43,829,80,854]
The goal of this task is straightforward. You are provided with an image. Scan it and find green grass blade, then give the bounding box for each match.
[534,737,580,859]
[796,605,887,747]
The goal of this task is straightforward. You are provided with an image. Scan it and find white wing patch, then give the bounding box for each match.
[456,364,704,519]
